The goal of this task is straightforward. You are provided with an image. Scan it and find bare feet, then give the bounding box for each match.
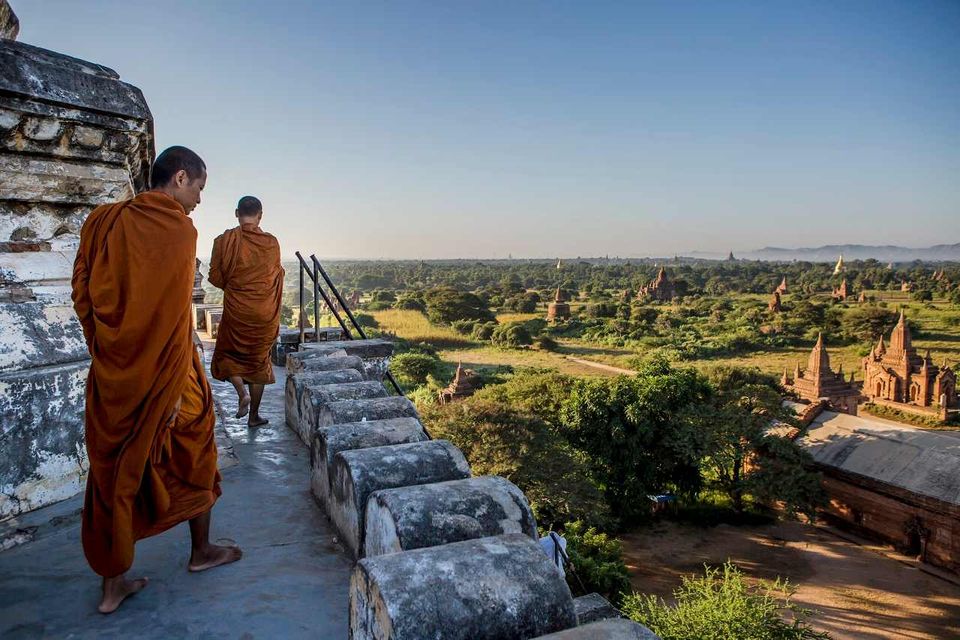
[235,394,250,419]
[247,414,269,428]
[98,575,148,614]
[188,542,243,573]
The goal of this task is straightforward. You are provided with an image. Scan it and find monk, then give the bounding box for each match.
[72,146,241,614]
[209,196,284,427]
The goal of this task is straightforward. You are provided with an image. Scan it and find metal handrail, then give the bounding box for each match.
[309,255,405,397]
[292,251,405,397]
[549,531,589,595]
[294,251,353,341]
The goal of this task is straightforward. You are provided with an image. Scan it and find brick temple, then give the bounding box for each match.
[636,266,675,302]
[782,333,860,415]
[546,286,570,322]
[862,311,957,420]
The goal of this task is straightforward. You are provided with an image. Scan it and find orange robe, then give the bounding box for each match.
[72,191,220,578]
[209,223,284,385]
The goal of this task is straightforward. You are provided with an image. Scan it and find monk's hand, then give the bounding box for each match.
[167,396,183,426]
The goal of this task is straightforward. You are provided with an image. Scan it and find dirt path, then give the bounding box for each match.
[621,521,960,640]
[563,356,637,376]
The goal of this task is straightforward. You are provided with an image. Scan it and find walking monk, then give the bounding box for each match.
[72,146,241,614]
[209,196,284,427]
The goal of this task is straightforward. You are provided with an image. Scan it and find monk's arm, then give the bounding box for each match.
[71,250,96,350]
[208,237,226,290]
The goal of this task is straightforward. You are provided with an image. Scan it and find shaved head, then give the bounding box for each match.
[151,146,205,188]
[236,196,262,219]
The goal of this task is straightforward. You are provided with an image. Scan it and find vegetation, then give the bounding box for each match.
[622,562,830,640]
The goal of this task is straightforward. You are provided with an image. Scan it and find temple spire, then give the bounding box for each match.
[807,332,831,377]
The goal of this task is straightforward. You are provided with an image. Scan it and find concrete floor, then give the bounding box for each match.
[0,357,352,639]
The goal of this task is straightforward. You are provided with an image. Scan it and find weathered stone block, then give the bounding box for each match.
[310,417,427,507]
[364,475,537,557]
[301,338,394,359]
[22,116,61,141]
[204,308,222,338]
[573,593,623,625]
[71,125,104,149]
[350,534,577,640]
[318,396,417,431]
[0,361,88,519]
[296,381,388,445]
[532,619,659,639]
[329,440,470,558]
[286,349,359,373]
[284,369,364,429]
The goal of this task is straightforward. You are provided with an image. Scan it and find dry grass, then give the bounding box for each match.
[370,309,477,349]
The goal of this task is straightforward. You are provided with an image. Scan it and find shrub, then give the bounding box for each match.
[471,321,497,341]
[423,287,495,325]
[622,562,829,640]
[562,521,631,605]
[491,322,533,348]
[535,336,559,351]
[390,352,441,388]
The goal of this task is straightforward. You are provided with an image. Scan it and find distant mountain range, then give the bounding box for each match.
[691,244,960,263]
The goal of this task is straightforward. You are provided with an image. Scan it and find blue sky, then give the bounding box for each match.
[16,1,960,259]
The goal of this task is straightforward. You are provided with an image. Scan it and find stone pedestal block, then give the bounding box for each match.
[363,475,537,557]
[573,593,623,625]
[318,396,417,431]
[310,417,427,507]
[350,534,577,640]
[286,349,359,373]
[296,381,388,445]
[301,338,394,359]
[532,619,659,639]
[284,369,364,429]
[329,440,470,558]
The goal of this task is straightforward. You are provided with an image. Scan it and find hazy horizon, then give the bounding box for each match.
[16,1,960,260]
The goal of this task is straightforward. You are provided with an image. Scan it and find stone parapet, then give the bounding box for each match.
[532,619,660,639]
[573,593,624,625]
[296,381,388,445]
[285,369,364,429]
[318,396,418,432]
[350,534,577,640]
[329,440,471,558]
[311,417,427,508]
[363,475,536,557]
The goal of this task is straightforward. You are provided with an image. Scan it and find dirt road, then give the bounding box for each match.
[621,521,960,640]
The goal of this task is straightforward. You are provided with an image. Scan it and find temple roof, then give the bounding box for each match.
[799,411,960,507]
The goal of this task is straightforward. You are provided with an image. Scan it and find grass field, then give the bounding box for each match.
[369,292,960,385]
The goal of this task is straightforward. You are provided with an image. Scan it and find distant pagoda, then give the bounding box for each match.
[546,287,571,322]
[438,361,480,404]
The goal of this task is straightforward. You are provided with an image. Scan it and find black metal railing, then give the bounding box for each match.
[294,251,404,396]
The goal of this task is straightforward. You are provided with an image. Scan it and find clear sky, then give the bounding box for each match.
[15,0,960,259]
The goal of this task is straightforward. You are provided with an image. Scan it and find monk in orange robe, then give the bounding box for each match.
[209,196,284,427]
[72,146,241,614]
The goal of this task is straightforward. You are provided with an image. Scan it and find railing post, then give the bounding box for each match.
[297,253,305,344]
[312,261,320,342]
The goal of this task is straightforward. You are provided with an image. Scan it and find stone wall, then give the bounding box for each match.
[284,338,658,639]
[0,8,155,519]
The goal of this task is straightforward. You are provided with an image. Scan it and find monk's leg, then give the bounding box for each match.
[187,509,242,572]
[247,383,268,427]
[98,574,148,614]
[229,375,250,417]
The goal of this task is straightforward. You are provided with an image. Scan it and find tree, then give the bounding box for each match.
[423,287,495,325]
[698,367,823,518]
[622,562,830,640]
[560,357,711,522]
[490,322,533,348]
[840,306,897,343]
[420,399,611,530]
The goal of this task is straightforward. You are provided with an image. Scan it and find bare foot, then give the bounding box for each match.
[247,415,269,428]
[98,575,148,614]
[188,542,243,573]
[235,394,250,419]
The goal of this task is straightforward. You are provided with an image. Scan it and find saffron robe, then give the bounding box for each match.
[72,191,220,578]
[209,223,284,385]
